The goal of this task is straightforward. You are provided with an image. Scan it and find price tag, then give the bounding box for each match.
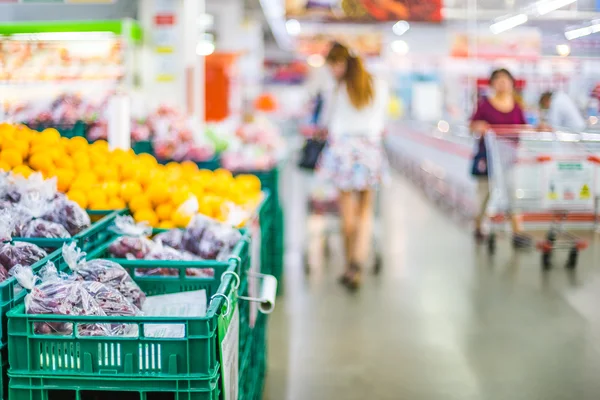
[218,301,239,400]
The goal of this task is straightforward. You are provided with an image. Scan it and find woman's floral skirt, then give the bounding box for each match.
[317,136,388,192]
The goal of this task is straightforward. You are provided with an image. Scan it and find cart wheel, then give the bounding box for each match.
[542,251,552,270]
[373,253,382,275]
[488,233,496,255]
[566,248,578,270]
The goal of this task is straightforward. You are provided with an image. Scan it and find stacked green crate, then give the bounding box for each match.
[236,167,284,294]
[0,248,62,400]
[6,238,250,400]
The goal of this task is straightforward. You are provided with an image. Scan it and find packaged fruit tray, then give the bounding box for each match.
[0,248,62,346]
[13,209,127,252]
[7,238,249,386]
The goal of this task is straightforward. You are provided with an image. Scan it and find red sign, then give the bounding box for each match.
[154,14,175,26]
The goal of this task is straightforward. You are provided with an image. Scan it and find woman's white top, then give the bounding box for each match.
[323,78,388,140]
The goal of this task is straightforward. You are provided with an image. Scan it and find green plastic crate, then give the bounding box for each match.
[9,375,219,400]
[7,238,249,383]
[131,140,154,155]
[13,209,127,252]
[0,249,62,347]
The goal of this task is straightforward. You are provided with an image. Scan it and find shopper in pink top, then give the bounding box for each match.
[470,68,530,247]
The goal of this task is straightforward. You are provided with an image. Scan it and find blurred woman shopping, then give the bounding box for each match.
[470,68,529,247]
[319,43,388,290]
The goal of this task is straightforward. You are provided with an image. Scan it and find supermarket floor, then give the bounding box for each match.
[264,163,600,400]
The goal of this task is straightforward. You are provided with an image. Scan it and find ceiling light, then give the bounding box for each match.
[556,44,571,56]
[490,14,528,34]
[285,19,301,36]
[391,40,409,55]
[307,54,325,68]
[565,20,600,40]
[392,21,410,36]
[536,0,576,15]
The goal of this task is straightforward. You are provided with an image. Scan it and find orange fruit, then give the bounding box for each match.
[172,187,192,206]
[147,182,170,206]
[129,194,152,213]
[102,181,121,198]
[40,128,61,143]
[236,174,261,192]
[0,149,22,168]
[138,153,158,167]
[88,199,110,211]
[72,152,91,171]
[172,210,192,228]
[214,168,233,180]
[11,165,33,178]
[107,197,126,210]
[134,209,158,226]
[55,168,76,192]
[90,140,109,152]
[87,186,108,204]
[3,138,29,158]
[120,181,143,202]
[180,160,199,173]
[157,220,176,229]
[54,154,74,169]
[28,153,54,172]
[67,189,88,209]
[66,136,89,154]
[155,203,174,221]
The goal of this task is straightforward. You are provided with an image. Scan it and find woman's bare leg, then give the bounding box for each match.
[353,189,375,266]
[338,191,357,271]
[475,178,490,232]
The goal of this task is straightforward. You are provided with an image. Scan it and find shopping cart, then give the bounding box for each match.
[303,189,383,275]
[484,127,599,269]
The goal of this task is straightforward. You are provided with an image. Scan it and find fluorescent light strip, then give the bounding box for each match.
[490,14,528,34]
[565,20,600,40]
[536,0,577,15]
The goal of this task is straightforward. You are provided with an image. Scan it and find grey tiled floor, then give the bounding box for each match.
[265,166,600,400]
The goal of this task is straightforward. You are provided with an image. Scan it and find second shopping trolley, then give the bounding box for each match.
[484,127,599,269]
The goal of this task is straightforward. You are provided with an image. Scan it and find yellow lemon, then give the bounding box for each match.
[147,182,171,207]
[129,194,152,213]
[172,210,192,228]
[102,181,121,198]
[155,203,174,221]
[11,165,33,178]
[134,209,158,226]
[28,153,54,172]
[0,149,22,168]
[55,168,76,192]
[157,220,176,229]
[120,181,143,203]
[0,160,10,172]
[107,197,126,210]
[67,136,89,154]
[67,189,88,209]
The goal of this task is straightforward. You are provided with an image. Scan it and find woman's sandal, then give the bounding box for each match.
[345,262,362,291]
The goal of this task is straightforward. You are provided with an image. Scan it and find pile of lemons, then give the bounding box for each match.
[0,123,262,228]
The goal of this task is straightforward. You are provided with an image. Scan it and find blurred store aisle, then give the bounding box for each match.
[266,163,600,400]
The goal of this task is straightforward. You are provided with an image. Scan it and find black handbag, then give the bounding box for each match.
[471,140,488,176]
[298,138,326,171]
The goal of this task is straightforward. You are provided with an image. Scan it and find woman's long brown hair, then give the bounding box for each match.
[326,42,374,110]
